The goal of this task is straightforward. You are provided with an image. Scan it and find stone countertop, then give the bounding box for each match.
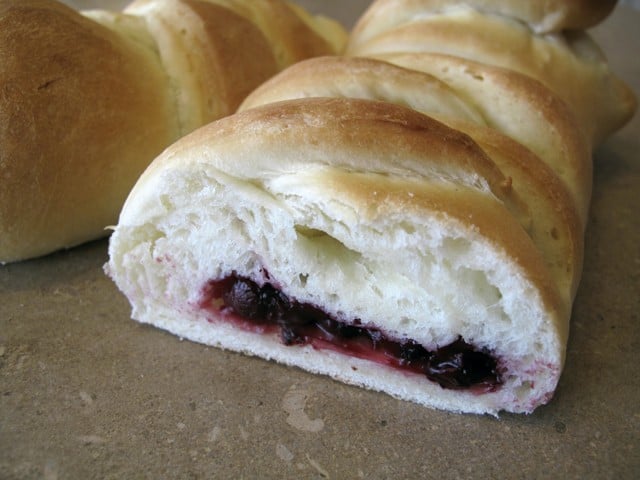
[2,2,639,479]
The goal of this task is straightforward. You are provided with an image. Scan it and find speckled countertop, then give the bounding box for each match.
[1,2,639,479]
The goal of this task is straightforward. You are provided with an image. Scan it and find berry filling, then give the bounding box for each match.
[199,273,502,392]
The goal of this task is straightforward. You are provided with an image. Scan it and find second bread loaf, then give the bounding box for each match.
[0,0,346,264]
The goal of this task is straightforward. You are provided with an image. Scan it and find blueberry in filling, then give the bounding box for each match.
[200,273,502,392]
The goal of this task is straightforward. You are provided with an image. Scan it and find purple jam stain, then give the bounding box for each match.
[199,273,502,392]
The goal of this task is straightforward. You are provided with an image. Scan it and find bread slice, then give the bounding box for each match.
[107,98,569,415]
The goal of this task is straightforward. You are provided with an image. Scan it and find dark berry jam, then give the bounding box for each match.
[199,273,502,392]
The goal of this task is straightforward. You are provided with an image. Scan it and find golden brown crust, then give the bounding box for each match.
[240,55,486,125]
[175,0,279,121]
[0,0,176,262]
[152,96,509,202]
[0,0,347,263]
[123,0,279,131]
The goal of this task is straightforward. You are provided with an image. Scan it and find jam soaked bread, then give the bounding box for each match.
[0,0,346,264]
[108,98,570,415]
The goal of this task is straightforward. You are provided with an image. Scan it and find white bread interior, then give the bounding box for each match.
[108,98,568,415]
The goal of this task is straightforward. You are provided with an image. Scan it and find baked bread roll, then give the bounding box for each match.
[107,2,635,414]
[346,1,636,146]
[107,98,570,414]
[0,0,346,264]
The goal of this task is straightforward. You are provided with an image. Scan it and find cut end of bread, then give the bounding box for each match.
[108,98,568,415]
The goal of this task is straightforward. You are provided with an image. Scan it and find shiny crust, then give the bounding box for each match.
[179,0,347,68]
[240,55,487,124]
[135,95,515,206]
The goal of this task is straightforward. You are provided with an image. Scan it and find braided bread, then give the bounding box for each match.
[0,0,345,263]
[346,2,636,146]
[107,1,635,414]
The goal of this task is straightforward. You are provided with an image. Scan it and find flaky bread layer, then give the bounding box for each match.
[108,98,568,414]
[240,56,585,301]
